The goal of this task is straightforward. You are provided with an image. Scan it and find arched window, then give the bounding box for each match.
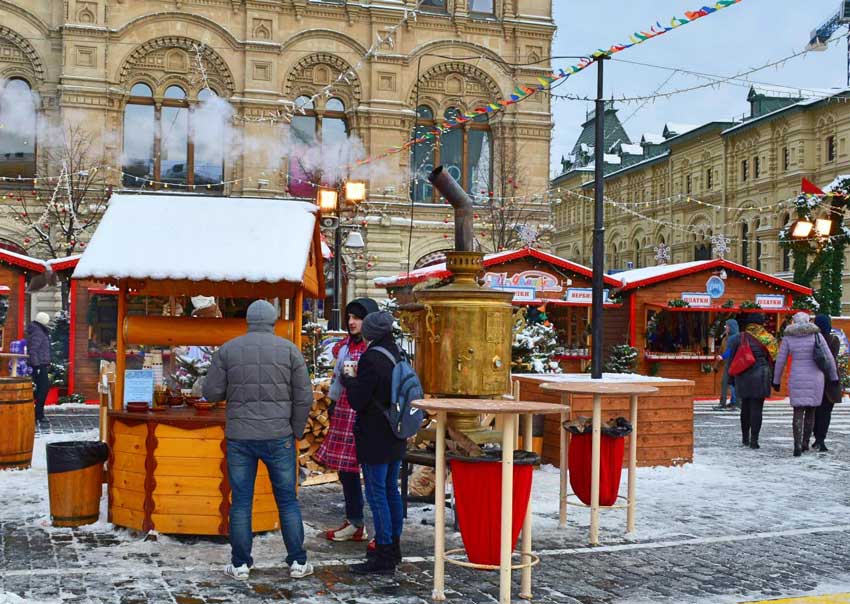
[740,223,749,266]
[0,78,37,180]
[288,97,349,199]
[410,105,491,203]
[192,88,225,190]
[781,213,791,272]
[122,83,223,190]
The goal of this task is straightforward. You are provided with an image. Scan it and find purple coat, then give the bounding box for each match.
[773,322,838,408]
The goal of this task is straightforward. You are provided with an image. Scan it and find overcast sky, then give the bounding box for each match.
[548,0,848,176]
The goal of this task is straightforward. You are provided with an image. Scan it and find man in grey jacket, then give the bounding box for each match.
[203,299,313,581]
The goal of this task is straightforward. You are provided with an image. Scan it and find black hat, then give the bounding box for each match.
[744,312,766,326]
[345,297,379,320]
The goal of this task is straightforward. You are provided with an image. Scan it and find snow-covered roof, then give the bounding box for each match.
[616,261,710,287]
[603,154,622,165]
[620,143,643,156]
[641,133,665,145]
[73,194,318,284]
[664,123,699,137]
[823,175,850,194]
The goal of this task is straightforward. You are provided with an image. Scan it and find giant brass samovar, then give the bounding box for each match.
[405,167,514,437]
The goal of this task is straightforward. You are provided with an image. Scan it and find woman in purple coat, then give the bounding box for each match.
[772,312,839,457]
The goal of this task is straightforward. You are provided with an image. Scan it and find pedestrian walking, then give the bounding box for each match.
[203,299,314,581]
[713,319,739,411]
[813,314,842,452]
[316,297,379,544]
[26,312,52,424]
[726,313,778,450]
[772,312,838,457]
[343,311,406,575]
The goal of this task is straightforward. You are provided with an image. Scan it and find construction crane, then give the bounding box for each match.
[807,1,850,85]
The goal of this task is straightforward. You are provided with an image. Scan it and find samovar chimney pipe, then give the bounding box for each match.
[429,166,474,252]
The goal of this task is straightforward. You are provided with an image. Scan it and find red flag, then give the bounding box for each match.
[801,178,824,195]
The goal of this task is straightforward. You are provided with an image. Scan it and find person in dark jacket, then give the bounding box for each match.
[26,312,51,423]
[713,319,739,411]
[813,314,842,452]
[203,299,314,581]
[316,297,379,544]
[343,311,405,575]
[725,313,778,450]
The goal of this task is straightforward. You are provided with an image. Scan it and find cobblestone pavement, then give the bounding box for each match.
[1,402,850,603]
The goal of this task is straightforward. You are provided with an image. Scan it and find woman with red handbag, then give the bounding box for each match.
[726,313,778,449]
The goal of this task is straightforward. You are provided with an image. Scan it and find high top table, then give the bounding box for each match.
[539,381,658,545]
[411,398,564,604]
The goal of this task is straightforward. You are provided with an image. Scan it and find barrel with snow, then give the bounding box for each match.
[46,441,109,527]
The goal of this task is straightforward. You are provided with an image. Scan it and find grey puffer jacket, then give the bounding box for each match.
[203,301,312,440]
[773,322,838,408]
[26,322,50,367]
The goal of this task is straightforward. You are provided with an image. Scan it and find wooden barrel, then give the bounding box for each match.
[46,441,108,527]
[0,378,35,470]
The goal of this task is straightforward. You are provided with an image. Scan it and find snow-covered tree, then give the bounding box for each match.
[512,322,562,374]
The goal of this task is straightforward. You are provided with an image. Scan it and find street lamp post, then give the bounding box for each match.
[591,55,609,380]
[317,182,366,331]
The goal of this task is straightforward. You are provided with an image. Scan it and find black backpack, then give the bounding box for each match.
[371,346,425,440]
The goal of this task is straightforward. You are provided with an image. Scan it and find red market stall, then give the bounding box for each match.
[376,247,624,372]
[0,249,46,357]
[615,259,811,398]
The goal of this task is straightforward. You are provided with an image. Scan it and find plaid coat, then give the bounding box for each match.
[314,337,367,473]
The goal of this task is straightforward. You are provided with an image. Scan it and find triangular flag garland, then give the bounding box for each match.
[357,0,744,166]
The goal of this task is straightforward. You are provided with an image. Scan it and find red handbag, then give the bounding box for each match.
[729,333,756,376]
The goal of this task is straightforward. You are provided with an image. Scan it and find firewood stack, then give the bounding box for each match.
[297,380,336,485]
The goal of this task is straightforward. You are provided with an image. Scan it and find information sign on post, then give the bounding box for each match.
[123,369,154,407]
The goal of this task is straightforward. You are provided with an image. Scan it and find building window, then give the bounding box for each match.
[694,243,711,261]
[686,174,692,194]
[741,159,748,182]
[288,96,348,198]
[706,168,713,190]
[741,223,749,266]
[410,105,491,203]
[754,156,760,178]
[0,78,37,181]
[755,238,762,271]
[420,0,447,10]
[827,135,836,162]
[469,0,495,14]
[122,83,224,190]
[783,147,789,171]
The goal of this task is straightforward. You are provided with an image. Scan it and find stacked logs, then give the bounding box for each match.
[297,381,336,485]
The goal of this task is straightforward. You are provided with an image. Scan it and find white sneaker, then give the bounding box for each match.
[225,563,250,580]
[289,560,314,578]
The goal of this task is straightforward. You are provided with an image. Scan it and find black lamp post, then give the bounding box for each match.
[590,55,609,379]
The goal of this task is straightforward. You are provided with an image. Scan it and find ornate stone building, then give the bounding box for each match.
[551,87,850,309]
[0,0,555,304]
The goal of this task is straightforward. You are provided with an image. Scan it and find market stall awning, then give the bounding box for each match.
[615,258,812,296]
[375,247,621,289]
[72,194,324,298]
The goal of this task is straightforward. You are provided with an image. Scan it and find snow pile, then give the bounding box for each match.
[72,194,318,284]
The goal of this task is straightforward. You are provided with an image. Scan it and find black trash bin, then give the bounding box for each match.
[46,441,109,527]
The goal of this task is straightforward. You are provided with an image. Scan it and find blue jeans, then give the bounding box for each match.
[226,437,306,567]
[720,369,737,406]
[338,470,364,526]
[361,461,403,545]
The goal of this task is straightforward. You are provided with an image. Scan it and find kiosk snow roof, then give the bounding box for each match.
[72,194,324,298]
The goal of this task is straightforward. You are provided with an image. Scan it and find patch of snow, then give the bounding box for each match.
[513,372,689,383]
[664,122,699,137]
[641,133,665,145]
[72,194,318,284]
[620,143,643,156]
[603,153,622,165]
[614,260,710,287]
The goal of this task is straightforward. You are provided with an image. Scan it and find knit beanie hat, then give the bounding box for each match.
[744,312,766,326]
[346,297,379,320]
[814,314,832,338]
[362,311,394,341]
[35,312,50,327]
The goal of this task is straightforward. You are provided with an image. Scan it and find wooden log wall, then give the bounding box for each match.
[513,375,695,467]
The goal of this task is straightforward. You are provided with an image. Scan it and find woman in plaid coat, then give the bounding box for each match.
[315,298,378,542]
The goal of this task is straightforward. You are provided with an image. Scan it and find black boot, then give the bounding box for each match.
[392,536,402,565]
[742,434,750,447]
[793,445,802,457]
[749,438,760,450]
[815,441,829,452]
[350,543,396,575]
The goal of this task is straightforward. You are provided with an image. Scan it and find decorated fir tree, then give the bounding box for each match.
[48,311,69,387]
[512,321,562,374]
[604,344,638,374]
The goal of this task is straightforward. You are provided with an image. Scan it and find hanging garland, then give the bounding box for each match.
[356,0,745,166]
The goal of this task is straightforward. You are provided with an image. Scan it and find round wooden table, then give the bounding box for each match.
[411,398,564,604]
[540,381,658,545]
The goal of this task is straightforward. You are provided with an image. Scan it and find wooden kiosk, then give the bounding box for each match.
[616,259,811,397]
[72,194,324,535]
[377,247,625,372]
